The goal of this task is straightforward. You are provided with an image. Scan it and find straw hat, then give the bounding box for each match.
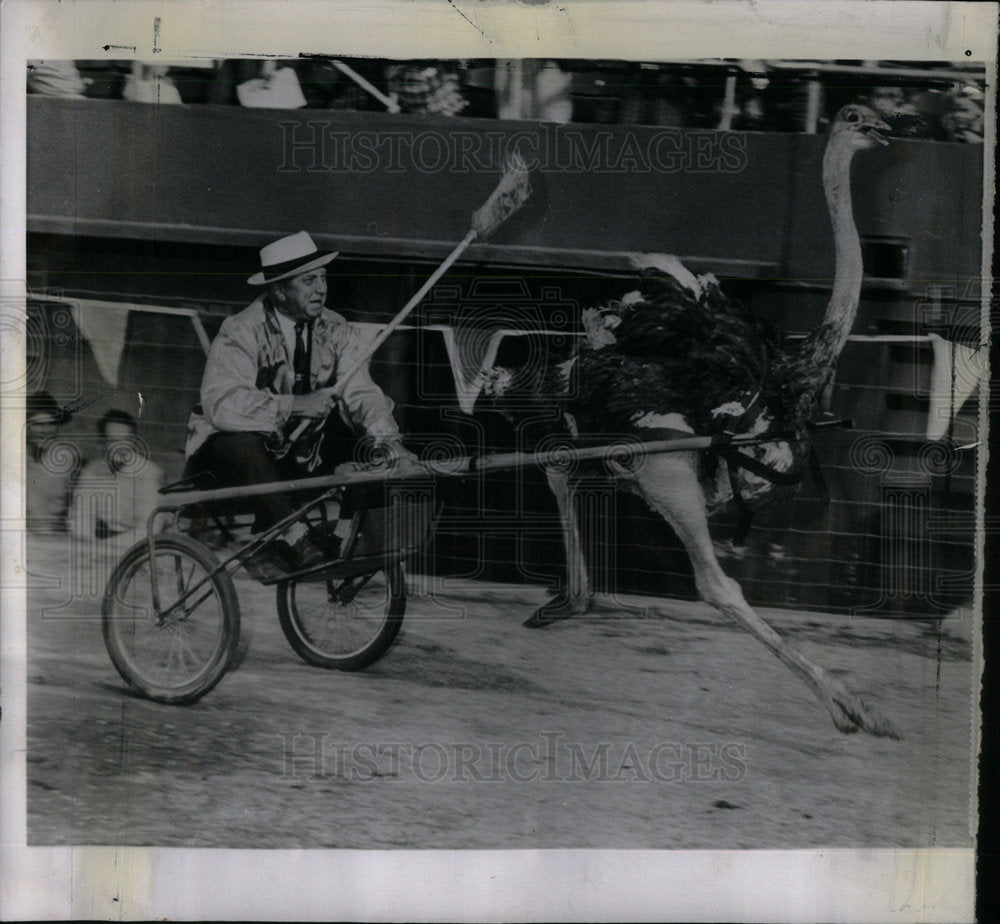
[247,232,339,285]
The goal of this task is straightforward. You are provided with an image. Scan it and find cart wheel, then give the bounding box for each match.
[277,563,405,671]
[102,534,240,704]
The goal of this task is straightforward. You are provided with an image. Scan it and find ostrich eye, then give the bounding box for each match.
[845,109,861,122]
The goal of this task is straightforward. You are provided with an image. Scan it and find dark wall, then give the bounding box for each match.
[27,97,984,286]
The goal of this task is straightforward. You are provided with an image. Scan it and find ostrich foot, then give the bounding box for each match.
[523,592,594,628]
[824,679,901,739]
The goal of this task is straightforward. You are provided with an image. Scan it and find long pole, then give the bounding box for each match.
[283,228,479,448]
[330,59,401,113]
[156,432,782,511]
[286,150,529,448]
[334,228,478,398]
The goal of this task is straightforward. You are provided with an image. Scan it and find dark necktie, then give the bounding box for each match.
[293,320,310,395]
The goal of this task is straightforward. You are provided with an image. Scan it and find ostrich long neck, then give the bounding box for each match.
[800,137,864,385]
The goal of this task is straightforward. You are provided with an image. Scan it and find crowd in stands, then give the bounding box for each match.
[27,57,985,142]
[25,391,164,543]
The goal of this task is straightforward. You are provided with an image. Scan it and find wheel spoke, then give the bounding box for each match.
[172,624,202,672]
[159,624,182,673]
[103,537,235,701]
[173,553,186,597]
[279,565,403,669]
[315,610,339,648]
[182,588,216,617]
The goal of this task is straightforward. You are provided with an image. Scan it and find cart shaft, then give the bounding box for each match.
[157,432,785,510]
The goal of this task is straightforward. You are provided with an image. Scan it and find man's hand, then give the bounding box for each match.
[292,387,338,419]
[377,437,421,467]
[334,436,422,477]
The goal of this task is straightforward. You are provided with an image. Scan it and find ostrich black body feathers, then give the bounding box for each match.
[484,262,821,514]
[573,269,799,435]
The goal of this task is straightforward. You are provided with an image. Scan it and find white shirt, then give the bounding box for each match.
[70,454,165,540]
[273,309,307,367]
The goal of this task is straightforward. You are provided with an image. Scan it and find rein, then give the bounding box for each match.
[718,417,849,545]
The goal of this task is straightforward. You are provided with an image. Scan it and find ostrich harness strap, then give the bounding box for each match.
[718,435,832,546]
[623,422,830,545]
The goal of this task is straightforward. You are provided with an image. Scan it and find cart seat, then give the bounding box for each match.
[160,471,268,545]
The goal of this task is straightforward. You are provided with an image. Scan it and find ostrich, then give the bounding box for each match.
[479,105,898,737]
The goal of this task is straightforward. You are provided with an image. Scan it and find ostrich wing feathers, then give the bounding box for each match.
[568,268,799,435]
[486,260,816,452]
[627,252,705,296]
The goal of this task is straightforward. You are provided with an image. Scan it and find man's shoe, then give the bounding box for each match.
[243,543,295,583]
[289,532,337,570]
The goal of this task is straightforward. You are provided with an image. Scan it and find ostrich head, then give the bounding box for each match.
[828,104,891,150]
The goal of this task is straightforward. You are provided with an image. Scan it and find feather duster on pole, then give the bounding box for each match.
[283,150,532,457]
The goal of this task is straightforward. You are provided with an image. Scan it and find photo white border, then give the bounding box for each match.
[1,1,993,920]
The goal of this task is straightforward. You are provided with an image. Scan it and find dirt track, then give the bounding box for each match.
[25,533,976,849]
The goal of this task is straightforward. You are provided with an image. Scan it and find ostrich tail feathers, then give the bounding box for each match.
[582,306,620,349]
[480,365,515,400]
[628,252,703,296]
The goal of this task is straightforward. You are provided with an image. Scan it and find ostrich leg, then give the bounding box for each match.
[523,467,594,627]
[633,454,899,738]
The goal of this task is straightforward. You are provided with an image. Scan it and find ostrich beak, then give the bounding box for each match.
[863,117,893,146]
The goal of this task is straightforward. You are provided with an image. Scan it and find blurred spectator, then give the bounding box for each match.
[154,61,217,104]
[760,76,822,132]
[209,59,305,109]
[235,60,306,109]
[941,84,984,143]
[26,391,79,533]
[298,58,386,111]
[27,60,87,97]
[616,64,675,126]
[74,61,129,99]
[648,69,695,127]
[534,61,573,123]
[70,410,164,543]
[904,88,952,141]
[386,62,468,116]
[496,59,572,123]
[865,84,933,138]
[565,63,626,124]
[867,85,906,119]
[122,63,183,105]
[457,60,499,118]
[208,59,260,105]
[711,63,774,132]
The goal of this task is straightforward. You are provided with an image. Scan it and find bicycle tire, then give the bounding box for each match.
[277,562,405,671]
[102,533,241,704]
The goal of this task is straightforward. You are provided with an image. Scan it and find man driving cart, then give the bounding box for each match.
[183,231,417,578]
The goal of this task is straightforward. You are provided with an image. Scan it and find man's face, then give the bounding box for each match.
[101,421,138,470]
[101,421,135,448]
[868,87,904,118]
[27,413,58,446]
[945,98,983,137]
[273,268,328,321]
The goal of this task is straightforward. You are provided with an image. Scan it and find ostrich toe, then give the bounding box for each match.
[523,592,594,628]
